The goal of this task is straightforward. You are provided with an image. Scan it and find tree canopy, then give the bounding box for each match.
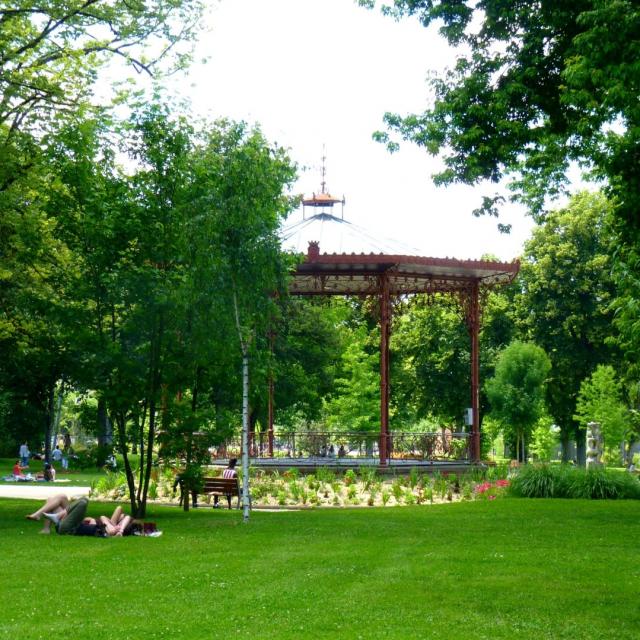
[362,1,640,240]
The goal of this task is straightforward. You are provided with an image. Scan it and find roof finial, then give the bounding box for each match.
[320,144,327,195]
[301,146,346,219]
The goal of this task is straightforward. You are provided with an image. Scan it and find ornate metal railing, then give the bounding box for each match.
[209,431,470,462]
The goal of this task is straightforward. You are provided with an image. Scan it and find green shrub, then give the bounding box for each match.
[343,469,357,486]
[509,463,560,498]
[316,466,335,484]
[392,479,403,503]
[358,466,377,490]
[509,464,640,500]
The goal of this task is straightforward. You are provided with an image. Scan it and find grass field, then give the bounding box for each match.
[0,457,107,486]
[1,498,639,639]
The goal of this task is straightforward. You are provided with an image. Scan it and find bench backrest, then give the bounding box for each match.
[203,477,239,495]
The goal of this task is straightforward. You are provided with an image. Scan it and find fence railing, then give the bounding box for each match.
[209,431,470,462]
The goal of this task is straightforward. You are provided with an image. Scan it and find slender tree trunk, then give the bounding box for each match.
[560,428,570,463]
[232,288,252,523]
[116,411,139,515]
[138,311,164,518]
[52,387,63,449]
[44,383,55,463]
[97,397,113,448]
[575,430,586,467]
[241,350,250,523]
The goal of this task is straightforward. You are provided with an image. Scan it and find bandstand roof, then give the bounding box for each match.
[281,191,519,296]
[290,243,519,296]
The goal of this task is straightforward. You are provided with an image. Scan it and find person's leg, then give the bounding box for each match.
[226,494,232,510]
[26,494,69,520]
[99,515,119,536]
[110,506,123,524]
[58,497,89,535]
[115,515,133,536]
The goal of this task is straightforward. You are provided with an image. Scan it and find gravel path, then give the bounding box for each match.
[0,483,90,501]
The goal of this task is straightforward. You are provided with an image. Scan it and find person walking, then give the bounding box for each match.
[19,442,30,467]
[51,445,63,467]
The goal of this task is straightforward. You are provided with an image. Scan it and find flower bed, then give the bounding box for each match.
[90,465,512,507]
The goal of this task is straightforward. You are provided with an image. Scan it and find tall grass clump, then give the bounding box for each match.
[509,464,640,500]
[509,463,564,498]
[568,468,640,500]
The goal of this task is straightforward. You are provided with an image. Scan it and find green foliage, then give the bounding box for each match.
[516,192,619,458]
[408,466,419,489]
[529,418,559,463]
[323,323,379,432]
[575,365,631,454]
[509,464,640,500]
[358,465,377,490]
[0,0,205,136]
[391,478,403,503]
[485,341,551,460]
[343,469,357,486]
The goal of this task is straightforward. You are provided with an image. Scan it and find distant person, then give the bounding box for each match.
[105,454,117,470]
[52,445,63,466]
[13,460,25,477]
[43,462,56,482]
[214,458,238,509]
[19,442,30,467]
[338,445,346,458]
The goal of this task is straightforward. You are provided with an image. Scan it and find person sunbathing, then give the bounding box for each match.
[98,505,133,537]
[26,494,131,537]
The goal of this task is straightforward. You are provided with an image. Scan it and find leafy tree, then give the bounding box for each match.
[324,323,380,433]
[515,191,618,462]
[485,341,551,462]
[391,297,470,427]
[273,298,342,429]
[575,364,630,463]
[529,417,559,462]
[362,1,640,237]
[0,0,205,137]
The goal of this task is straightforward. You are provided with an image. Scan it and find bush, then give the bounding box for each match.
[508,464,640,500]
[509,463,561,498]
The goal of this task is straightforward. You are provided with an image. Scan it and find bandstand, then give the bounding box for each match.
[255,168,519,468]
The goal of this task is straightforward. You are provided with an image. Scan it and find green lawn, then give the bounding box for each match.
[1,498,638,639]
[0,457,107,486]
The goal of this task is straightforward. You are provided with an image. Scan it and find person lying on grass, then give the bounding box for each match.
[26,494,133,537]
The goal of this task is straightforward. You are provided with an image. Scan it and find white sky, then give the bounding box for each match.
[178,0,535,261]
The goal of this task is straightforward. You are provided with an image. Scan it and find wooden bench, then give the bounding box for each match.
[202,477,242,510]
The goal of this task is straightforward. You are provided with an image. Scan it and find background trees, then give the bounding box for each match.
[485,341,551,462]
[515,191,619,462]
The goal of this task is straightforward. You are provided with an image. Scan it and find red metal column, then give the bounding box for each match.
[267,374,274,457]
[379,273,390,465]
[267,331,275,457]
[470,281,481,462]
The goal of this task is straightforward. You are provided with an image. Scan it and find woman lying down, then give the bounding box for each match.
[26,494,133,537]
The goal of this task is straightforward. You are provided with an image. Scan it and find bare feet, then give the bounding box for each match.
[38,529,50,534]
[26,514,39,521]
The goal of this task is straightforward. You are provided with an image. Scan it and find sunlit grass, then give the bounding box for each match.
[1,498,639,639]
